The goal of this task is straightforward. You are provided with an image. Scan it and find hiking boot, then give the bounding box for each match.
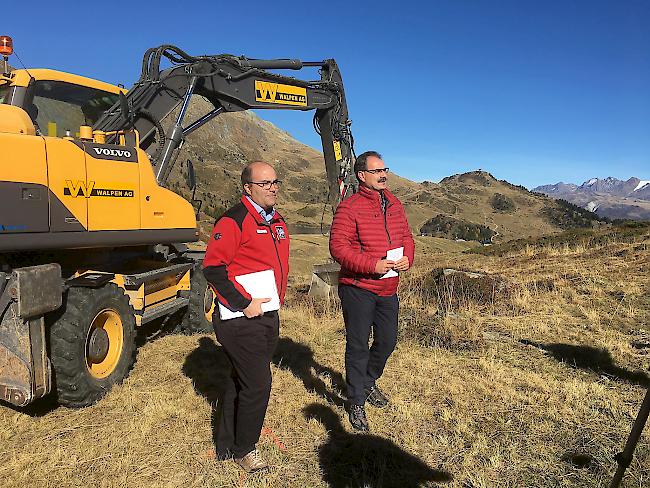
[234,449,269,473]
[348,404,369,432]
[365,385,389,408]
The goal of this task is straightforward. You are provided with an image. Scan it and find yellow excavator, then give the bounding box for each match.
[0,37,356,408]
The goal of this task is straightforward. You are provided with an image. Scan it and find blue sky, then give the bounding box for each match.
[7,0,649,188]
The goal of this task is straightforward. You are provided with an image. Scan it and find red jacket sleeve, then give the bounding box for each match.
[400,203,415,266]
[329,201,378,274]
[202,217,252,311]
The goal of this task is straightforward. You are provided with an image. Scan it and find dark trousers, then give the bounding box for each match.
[338,284,399,405]
[213,311,279,458]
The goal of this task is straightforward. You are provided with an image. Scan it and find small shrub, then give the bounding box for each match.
[420,268,511,314]
[399,307,485,350]
[491,193,516,213]
[420,214,496,244]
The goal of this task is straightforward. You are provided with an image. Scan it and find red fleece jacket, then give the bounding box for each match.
[202,197,290,311]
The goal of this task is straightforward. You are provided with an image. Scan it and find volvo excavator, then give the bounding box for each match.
[0,37,356,408]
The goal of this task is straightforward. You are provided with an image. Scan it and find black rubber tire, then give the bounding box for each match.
[47,284,136,408]
[180,264,214,334]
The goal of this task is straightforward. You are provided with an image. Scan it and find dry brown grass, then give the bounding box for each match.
[1,231,649,487]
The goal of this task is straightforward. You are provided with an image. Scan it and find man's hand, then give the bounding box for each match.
[393,256,410,272]
[375,259,395,275]
[243,297,271,318]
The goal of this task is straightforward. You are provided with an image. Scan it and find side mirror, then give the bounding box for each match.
[185,159,196,191]
[119,92,131,124]
[184,159,202,216]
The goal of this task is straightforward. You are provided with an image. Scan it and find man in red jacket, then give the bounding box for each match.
[202,161,289,472]
[329,151,415,431]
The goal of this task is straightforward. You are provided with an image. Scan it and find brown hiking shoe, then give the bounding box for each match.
[234,449,269,473]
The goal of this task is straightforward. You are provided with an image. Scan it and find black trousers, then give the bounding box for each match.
[338,284,399,405]
[213,311,279,458]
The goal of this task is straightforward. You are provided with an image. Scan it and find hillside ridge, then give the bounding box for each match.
[165,101,600,241]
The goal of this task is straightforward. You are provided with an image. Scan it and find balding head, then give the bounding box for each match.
[241,161,274,187]
[241,161,279,211]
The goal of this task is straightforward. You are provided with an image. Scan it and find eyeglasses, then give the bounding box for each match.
[246,179,282,190]
[363,168,390,175]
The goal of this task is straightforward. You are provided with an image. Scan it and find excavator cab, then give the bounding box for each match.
[29,79,120,137]
[1,69,122,137]
[0,83,10,104]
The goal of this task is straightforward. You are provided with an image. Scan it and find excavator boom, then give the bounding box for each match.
[94,45,356,209]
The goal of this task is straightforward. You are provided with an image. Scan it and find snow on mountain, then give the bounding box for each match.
[534,176,650,221]
[533,182,577,194]
[634,180,650,192]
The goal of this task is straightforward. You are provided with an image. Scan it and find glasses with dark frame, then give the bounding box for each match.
[363,168,390,175]
[246,179,282,190]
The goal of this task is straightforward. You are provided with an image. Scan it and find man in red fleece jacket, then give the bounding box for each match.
[202,161,289,472]
[329,151,415,431]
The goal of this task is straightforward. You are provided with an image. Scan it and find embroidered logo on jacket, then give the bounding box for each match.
[214,233,222,240]
[275,226,286,239]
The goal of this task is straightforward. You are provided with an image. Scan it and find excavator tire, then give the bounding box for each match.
[47,283,136,408]
[179,265,214,334]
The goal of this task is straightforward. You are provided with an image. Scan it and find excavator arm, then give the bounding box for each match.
[94,45,356,210]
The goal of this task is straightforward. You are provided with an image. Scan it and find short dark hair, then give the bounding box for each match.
[241,163,254,187]
[354,151,382,180]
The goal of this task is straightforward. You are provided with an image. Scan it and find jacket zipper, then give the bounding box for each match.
[383,212,392,245]
[382,199,392,245]
[267,221,285,299]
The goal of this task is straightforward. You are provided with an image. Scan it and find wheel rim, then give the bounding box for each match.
[203,286,215,322]
[86,309,123,379]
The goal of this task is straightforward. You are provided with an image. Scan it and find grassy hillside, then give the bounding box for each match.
[1,227,648,487]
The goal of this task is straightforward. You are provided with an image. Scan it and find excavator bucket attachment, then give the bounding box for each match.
[0,265,61,406]
[0,310,47,406]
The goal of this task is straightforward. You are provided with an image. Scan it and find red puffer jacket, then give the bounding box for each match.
[329,186,415,296]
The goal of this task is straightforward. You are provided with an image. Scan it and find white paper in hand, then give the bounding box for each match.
[381,247,404,279]
[218,269,280,320]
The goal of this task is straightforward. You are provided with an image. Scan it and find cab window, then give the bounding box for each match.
[30,80,119,137]
[0,84,11,104]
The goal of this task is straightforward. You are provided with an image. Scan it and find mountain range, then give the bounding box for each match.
[533,177,650,221]
[165,99,604,242]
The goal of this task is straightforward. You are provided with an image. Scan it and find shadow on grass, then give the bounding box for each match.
[0,394,59,417]
[272,337,346,407]
[182,336,232,448]
[304,403,452,487]
[520,340,650,387]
